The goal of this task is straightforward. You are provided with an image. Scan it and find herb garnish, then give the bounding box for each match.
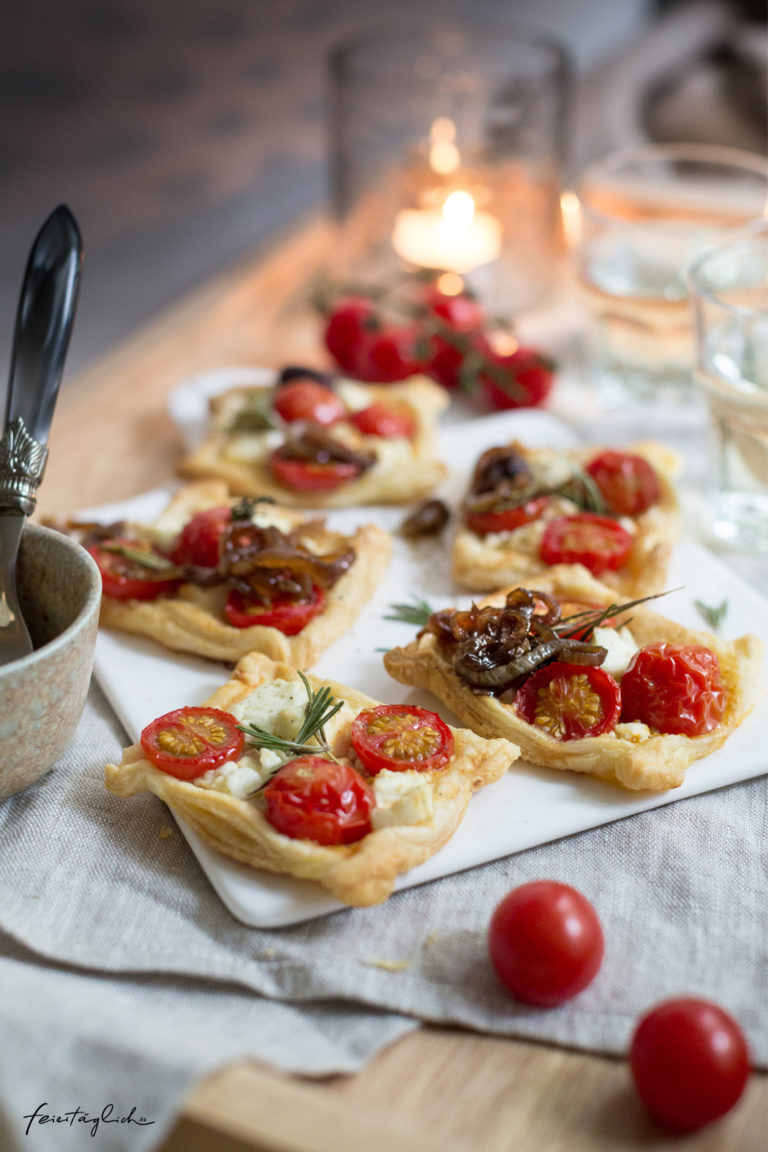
[555,590,673,640]
[384,597,435,628]
[237,671,344,766]
[99,542,175,571]
[694,598,728,633]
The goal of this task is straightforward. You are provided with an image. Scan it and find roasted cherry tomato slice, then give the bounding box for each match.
[466,496,549,537]
[630,998,750,1133]
[540,513,633,575]
[169,506,231,568]
[89,540,181,601]
[263,755,374,845]
[514,660,621,741]
[224,584,325,634]
[585,450,662,517]
[269,449,363,493]
[140,706,244,780]
[620,642,726,737]
[350,704,454,775]
[348,402,416,439]
[272,380,346,426]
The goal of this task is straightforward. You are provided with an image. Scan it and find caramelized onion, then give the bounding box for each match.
[277,427,375,470]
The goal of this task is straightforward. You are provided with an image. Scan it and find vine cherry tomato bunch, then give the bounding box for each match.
[488,881,751,1133]
[320,279,556,411]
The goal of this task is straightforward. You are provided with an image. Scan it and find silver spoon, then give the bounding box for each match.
[0,205,83,664]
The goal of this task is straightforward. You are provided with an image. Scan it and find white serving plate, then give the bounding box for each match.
[90,405,768,927]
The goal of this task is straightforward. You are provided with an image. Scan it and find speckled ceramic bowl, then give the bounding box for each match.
[0,522,101,800]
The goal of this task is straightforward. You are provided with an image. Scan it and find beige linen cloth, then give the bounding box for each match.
[1,676,766,1152]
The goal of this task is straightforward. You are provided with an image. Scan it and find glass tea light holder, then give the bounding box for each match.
[687,225,768,554]
[570,143,768,410]
[327,21,570,313]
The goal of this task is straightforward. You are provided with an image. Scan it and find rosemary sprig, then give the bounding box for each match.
[237,671,344,765]
[384,597,434,627]
[100,541,175,571]
[694,598,728,633]
[556,589,678,640]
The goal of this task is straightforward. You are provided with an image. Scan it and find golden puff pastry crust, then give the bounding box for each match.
[177,375,449,506]
[104,652,520,906]
[452,440,682,598]
[383,567,763,792]
[98,480,392,665]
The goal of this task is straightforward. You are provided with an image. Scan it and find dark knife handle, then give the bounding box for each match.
[4,204,83,446]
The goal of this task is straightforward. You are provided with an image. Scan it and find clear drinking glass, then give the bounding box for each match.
[327,21,570,312]
[573,144,768,409]
[687,226,768,554]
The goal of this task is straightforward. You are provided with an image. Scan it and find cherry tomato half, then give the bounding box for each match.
[89,540,181,601]
[269,448,363,492]
[585,450,662,517]
[263,755,374,845]
[140,706,244,780]
[488,880,604,1006]
[515,661,621,741]
[466,496,549,537]
[348,402,416,439]
[272,380,346,426]
[620,642,726,737]
[350,704,454,775]
[170,506,231,568]
[630,998,750,1132]
[540,513,633,575]
[224,584,325,634]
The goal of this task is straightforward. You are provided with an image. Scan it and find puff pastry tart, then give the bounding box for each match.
[452,439,681,598]
[105,653,520,906]
[383,568,763,792]
[177,365,448,506]
[79,480,392,665]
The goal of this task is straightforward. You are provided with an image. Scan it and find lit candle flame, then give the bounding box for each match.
[443,190,475,226]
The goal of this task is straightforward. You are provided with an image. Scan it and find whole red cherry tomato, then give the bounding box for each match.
[323,297,376,375]
[272,380,346,426]
[89,540,181,601]
[263,755,374,845]
[170,506,231,568]
[426,328,491,390]
[620,642,726,736]
[480,346,555,410]
[540,513,633,575]
[465,496,549,537]
[630,998,750,1132]
[224,584,325,634]
[420,282,486,332]
[140,706,244,780]
[585,450,662,517]
[350,703,454,775]
[488,880,604,1006]
[324,297,422,382]
[348,401,416,439]
[362,322,423,383]
[514,661,621,741]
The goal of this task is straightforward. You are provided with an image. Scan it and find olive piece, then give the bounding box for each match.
[276,365,334,388]
[471,445,533,495]
[400,499,450,539]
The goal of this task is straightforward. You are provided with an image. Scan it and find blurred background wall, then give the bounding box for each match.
[0,0,764,379]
